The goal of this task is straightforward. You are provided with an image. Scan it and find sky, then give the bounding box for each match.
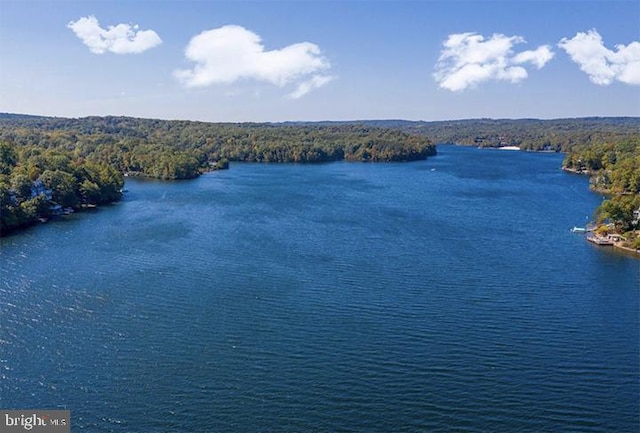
[0,0,639,122]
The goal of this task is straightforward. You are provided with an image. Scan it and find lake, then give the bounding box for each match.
[1,145,638,432]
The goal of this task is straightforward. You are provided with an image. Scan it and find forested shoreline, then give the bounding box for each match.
[0,114,435,235]
[1,114,638,240]
[562,137,640,249]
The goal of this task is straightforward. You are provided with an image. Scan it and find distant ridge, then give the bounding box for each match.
[1,113,638,152]
[0,113,52,120]
[2,112,638,125]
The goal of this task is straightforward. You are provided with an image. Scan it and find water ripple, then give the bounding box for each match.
[1,149,638,432]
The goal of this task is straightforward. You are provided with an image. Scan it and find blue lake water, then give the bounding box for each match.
[1,145,638,432]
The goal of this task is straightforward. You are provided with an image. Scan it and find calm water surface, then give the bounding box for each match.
[1,145,638,432]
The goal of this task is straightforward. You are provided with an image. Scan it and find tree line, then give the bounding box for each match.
[0,115,436,179]
[329,117,639,152]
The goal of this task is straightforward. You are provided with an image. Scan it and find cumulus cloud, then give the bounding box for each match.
[67,15,162,54]
[558,29,640,86]
[433,32,554,91]
[174,25,333,97]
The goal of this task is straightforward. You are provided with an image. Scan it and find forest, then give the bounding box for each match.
[0,115,436,177]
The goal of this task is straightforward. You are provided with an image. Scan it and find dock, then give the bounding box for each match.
[587,236,614,246]
[584,232,640,256]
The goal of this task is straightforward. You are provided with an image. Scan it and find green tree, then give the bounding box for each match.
[596,195,640,231]
[40,169,79,208]
[0,142,17,174]
[80,179,101,204]
[10,172,32,202]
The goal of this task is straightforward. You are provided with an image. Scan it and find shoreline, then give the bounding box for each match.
[613,241,640,255]
[587,235,640,257]
[584,231,640,258]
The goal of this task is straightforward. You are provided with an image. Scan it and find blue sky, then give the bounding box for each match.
[0,0,638,122]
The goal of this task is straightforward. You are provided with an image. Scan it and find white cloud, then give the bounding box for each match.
[288,74,335,99]
[558,29,640,86]
[67,15,162,54]
[433,32,554,91]
[512,46,555,69]
[174,25,333,97]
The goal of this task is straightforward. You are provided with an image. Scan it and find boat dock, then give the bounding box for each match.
[587,236,614,246]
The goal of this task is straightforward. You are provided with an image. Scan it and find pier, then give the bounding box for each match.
[587,236,614,246]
